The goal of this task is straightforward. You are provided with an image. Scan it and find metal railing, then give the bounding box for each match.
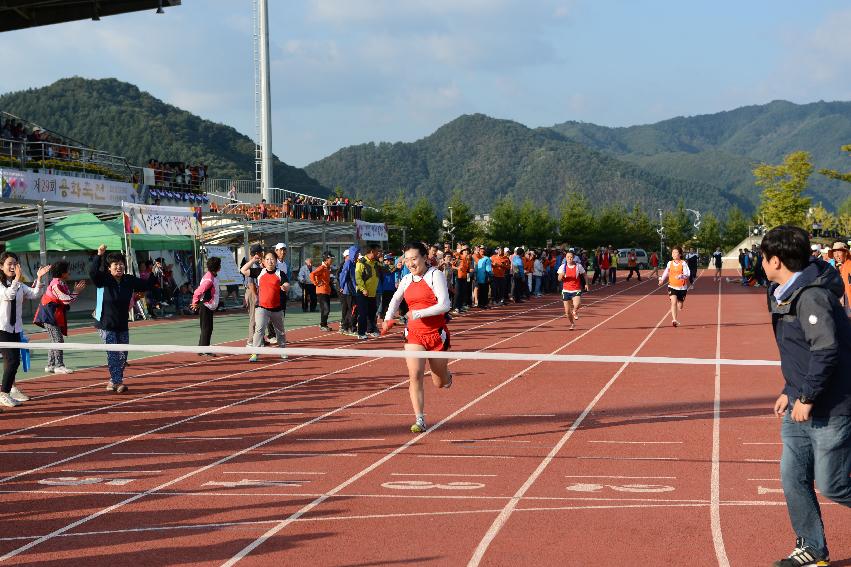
[0,137,133,181]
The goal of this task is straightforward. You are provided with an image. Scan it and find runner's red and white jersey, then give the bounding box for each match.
[385,267,450,333]
[557,262,585,292]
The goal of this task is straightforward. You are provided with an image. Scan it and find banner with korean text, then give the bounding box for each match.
[355,220,388,241]
[203,245,242,286]
[0,168,147,207]
[122,201,201,237]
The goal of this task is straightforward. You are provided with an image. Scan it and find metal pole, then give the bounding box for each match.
[322,220,327,253]
[243,223,249,263]
[285,214,289,251]
[658,209,664,263]
[449,206,454,249]
[37,201,47,267]
[258,0,274,202]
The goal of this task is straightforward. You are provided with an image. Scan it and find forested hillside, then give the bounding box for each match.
[549,100,851,208]
[0,77,327,196]
[306,114,741,214]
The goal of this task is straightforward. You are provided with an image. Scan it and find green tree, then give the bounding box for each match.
[596,204,629,246]
[721,206,749,250]
[839,195,851,217]
[518,199,555,247]
[558,191,597,248]
[625,204,657,249]
[819,144,851,184]
[662,201,693,248]
[694,212,722,255]
[445,189,477,245]
[754,151,813,228]
[806,203,837,235]
[408,196,440,244]
[487,196,523,246]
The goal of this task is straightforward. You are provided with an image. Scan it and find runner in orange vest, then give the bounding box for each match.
[658,246,690,327]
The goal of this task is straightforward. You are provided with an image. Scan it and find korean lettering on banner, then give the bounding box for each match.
[0,168,145,206]
[203,245,242,286]
[122,202,201,237]
[355,220,388,241]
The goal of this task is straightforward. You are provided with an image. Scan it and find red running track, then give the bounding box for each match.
[0,274,848,566]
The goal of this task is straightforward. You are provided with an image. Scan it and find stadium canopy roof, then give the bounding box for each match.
[0,0,180,33]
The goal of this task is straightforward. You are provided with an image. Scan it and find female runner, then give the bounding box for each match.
[557,249,585,330]
[658,246,690,327]
[382,242,453,433]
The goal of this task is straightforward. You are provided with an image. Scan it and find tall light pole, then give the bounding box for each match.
[448,206,454,249]
[657,208,665,263]
[256,0,273,202]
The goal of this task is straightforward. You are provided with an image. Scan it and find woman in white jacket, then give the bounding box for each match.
[0,252,51,408]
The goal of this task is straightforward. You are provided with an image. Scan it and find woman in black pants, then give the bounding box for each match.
[0,252,51,408]
[191,257,221,356]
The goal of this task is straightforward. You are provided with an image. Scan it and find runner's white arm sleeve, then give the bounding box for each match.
[659,262,671,281]
[383,275,411,321]
[681,262,691,279]
[410,269,451,320]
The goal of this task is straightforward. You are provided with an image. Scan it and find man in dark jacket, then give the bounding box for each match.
[762,225,851,567]
[90,244,155,393]
[337,245,359,336]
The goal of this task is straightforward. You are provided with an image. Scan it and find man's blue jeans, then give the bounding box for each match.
[780,411,851,557]
[98,329,129,385]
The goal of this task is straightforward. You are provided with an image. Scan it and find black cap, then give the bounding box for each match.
[323,252,334,260]
[250,244,264,255]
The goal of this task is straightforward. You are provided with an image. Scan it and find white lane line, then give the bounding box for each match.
[112,452,188,456]
[564,475,677,480]
[0,357,301,485]
[391,473,497,478]
[475,413,557,418]
[29,436,102,440]
[416,455,516,460]
[0,293,568,562]
[0,499,800,544]
[221,280,657,567]
[0,284,636,561]
[61,470,162,474]
[587,440,683,444]
[711,277,731,567]
[575,456,680,461]
[222,472,326,475]
[261,453,358,458]
[467,309,669,566]
[443,439,532,444]
[295,438,385,442]
[347,412,414,416]
[641,415,690,419]
[255,412,307,415]
[8,325,338,435]
[173,437,244,441]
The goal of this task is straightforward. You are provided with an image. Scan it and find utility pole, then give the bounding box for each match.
[657,208,665,263]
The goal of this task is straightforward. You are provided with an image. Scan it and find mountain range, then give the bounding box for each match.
[2,78,848,215]
[0,77,326,196]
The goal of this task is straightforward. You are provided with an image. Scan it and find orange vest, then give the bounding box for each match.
[668,261,686,288]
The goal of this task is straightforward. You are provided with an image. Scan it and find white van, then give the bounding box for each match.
[617,248,649,269]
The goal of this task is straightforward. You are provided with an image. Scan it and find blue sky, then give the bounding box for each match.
[1,0,849,168]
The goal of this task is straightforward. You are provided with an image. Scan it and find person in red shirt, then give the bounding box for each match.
[241,252,289,360]
[311,252,334,331]
[558,250,586,330]
[382,242,453,433]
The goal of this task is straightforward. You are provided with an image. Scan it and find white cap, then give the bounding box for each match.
[343,249,350,256]
[821,247,831,254]
[275,242,287,249]
[503,247,510,252]
[811,244,820,251]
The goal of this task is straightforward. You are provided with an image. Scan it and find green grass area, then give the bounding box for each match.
[20,303,341,382]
